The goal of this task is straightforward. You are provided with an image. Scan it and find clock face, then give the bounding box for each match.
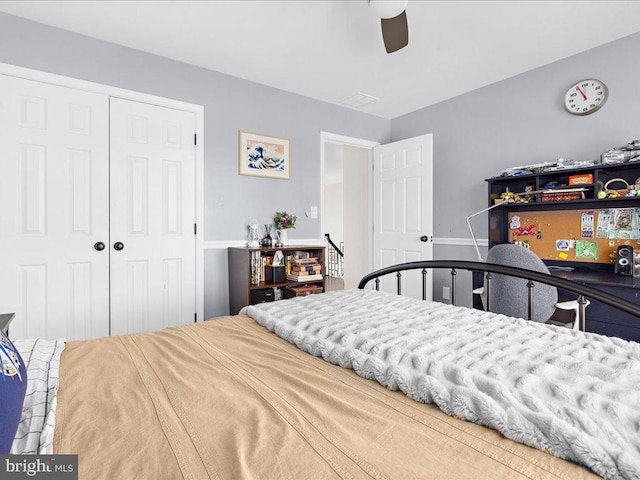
[564,79,608,115]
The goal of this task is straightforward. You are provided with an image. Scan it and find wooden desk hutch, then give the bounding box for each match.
[482,161,640,342]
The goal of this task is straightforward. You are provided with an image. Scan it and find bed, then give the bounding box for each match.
[6,260,640,480]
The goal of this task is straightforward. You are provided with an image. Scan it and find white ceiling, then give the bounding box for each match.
[1,1,640,119]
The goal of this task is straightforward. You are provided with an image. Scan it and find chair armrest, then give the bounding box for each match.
[555,299,591,311]
[555,299,591,331]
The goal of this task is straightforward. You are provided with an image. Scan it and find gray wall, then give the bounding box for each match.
[0,12,390,318]
[390,32,640,304]
[4,12,638,313]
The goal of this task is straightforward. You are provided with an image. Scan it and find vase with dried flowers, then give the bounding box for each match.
[274,211,296,246]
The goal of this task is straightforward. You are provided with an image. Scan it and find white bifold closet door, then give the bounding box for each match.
[0,74,110,340]
[109,98,196,336]
[0,75,197,340]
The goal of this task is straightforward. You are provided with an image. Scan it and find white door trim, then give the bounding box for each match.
[0,61,205,323]
[320,132,379,274]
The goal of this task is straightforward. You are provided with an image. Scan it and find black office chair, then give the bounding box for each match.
[474,244,589,328]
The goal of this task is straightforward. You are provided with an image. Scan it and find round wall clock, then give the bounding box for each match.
[564,79,608,115]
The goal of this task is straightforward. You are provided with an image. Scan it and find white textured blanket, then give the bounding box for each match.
[243,289,640,480]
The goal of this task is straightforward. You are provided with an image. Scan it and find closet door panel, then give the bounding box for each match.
[0,74,110,340]
[109,98,196,335]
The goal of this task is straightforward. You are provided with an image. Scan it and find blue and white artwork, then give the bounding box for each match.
[239,131,290,179]
[247,143,285,171]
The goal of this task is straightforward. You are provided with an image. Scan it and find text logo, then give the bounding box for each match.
[0,455,77,480]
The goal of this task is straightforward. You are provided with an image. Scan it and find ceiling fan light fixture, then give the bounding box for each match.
[368,0,408,19]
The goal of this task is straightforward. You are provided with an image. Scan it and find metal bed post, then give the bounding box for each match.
[450,268,457,305]
[375,278,380,291]
[421,268,427,301]
[578,295,587,331]
[396,272,402,295]
[485,272,492,311]
[526,280,535,321]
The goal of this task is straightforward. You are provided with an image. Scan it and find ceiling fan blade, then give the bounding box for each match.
[381,10,408,53]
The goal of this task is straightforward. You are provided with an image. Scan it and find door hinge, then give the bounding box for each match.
[194,313,197,323]
[194,223,197,235]
[194,133,197,146]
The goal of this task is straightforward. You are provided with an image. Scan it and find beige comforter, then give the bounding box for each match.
[54,315,598,480]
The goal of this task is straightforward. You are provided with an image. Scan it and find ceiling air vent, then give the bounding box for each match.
[339,92,378,109]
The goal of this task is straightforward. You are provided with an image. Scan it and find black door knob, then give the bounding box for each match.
[420,236,429,242]
[94,242,105,251]
[113,242,125,251]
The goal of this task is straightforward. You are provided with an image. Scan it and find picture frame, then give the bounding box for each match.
[238,131,290,180]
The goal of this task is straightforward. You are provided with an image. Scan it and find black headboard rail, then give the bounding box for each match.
[357,260,640,322]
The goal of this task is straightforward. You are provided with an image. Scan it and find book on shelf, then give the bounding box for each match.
[292,257,318,265]
[289,284,323,293]
[284,254,317,273]
[291,263,322,273]
[283,284,323,298]
[286,273,323,282]
[290,271,322,277]
[291,261,320,267]
[250,251,261,286]
[250,251,278,285]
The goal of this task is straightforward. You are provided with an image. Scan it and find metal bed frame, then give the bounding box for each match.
[358,260,640,331]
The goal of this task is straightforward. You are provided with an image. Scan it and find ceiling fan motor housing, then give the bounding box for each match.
[369,0,408,19]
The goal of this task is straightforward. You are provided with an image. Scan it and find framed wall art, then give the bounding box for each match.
[238,131,290,180]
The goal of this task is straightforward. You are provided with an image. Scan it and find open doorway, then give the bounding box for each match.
[324,142,344,291]
[321,133,379,291]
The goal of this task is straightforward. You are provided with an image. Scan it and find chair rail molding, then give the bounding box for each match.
[204,238,325,249]
[433,237,489,247]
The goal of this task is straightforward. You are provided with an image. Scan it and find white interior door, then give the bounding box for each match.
[373,134,433,300]
[109,98,196,335]
[0,74,110,340]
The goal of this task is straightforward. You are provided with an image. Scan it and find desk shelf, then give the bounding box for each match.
[486,161,640,188]
[495,196,640,211]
